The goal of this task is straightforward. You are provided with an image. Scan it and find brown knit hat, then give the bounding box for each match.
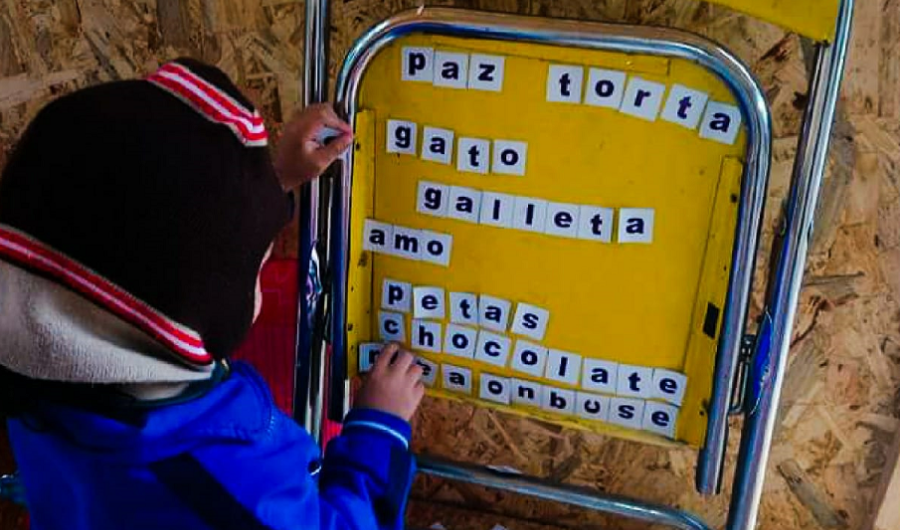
[0,58,292,364]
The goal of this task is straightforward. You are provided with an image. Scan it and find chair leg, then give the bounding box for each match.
[416,455,714,530]
[725,1,855,529]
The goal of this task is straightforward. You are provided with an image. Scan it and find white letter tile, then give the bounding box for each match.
[609,397,646,430]
[480,373,511,405]
[442,364,472,395]
[457,137,491,174]
[544,202,580,238]
[421,126,454,165]
[512,379,543,407]
[510,340,548,377]
[358,343,383,372]
[401,47,434,82]
[616,364,654,398]
[512,196,548,233]
[449,292,479,326]
[411,319,443,353]
[421,230,453,267]
[642,401,679,438]
[443,323,478,359]
[581,358,619,394]
[391,225,423,260]
[491,140,528,176]
[584,68,626,109]
[617,208,655,244]
[541,386,576,415]
[433,51,469,89]
[652,369,688,406]
[467,54,505,92]
[577,206,614,243]
[510,303,550,341]
[478,192,515,228]
[386,119,417,154]
[474,330,512,368]
[478,295,511,332]
[620,77,666,121]
[378,311,406,343]
[381,278,411,313]
[447,186,482,223]
[576,391,610,422]
[363,219,393,253]
[699,101,742,145]
[545,349,582,386]
[413,286,445,320]
[416,356,439,387]
[661,84,709,130]
[546,64,583,103]
[417,181,449,218]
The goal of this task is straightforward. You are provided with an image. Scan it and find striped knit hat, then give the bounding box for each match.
[0,58,291,366]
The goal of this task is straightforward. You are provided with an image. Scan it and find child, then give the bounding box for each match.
[0,58,424,530]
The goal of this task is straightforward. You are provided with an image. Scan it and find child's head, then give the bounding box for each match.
[0,59,291,368]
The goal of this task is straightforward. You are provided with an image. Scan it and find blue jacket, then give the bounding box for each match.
[5,362,415,530]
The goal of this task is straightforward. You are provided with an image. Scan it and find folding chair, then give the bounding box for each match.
[0,4,854,530]
[297,2,855,530]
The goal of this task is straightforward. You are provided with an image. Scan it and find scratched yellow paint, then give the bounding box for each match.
[345,33,749,447]
[705,0,840,42]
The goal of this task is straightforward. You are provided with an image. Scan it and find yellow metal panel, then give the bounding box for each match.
[347,110,377,369]
[705,0,839,42]
[346,33,748,447]
[679,157,743,443]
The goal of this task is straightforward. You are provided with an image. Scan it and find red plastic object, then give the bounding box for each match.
[232,259,298,414]
[232,258,344,444]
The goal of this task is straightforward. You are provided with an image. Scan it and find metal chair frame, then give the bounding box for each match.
[297,3,855,530]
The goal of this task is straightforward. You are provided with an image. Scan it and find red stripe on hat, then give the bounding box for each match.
[159,63,264,127]
[0,225,214,365]
[148,74,267,144]
[147,63,268,147]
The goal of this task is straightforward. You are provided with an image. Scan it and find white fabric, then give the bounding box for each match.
[0,260,213,384]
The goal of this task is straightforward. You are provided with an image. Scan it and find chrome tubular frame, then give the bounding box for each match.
[726,0,854,528]
[323,7,774,529]
[330,7,772,438]
[417,455,714,530]
[294,0,329,442]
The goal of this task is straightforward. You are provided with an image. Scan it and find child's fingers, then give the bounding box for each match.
[372,343,399,373]
[412,380,426,403]
[406,361,424,381]
[309,133,353,167]
[390,349,415,373]
[300,104,351,137]
[317,105,353,133]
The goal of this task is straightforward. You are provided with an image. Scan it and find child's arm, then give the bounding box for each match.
[146,348,422,530]
[275,104,353,190]
[317,344,425,530]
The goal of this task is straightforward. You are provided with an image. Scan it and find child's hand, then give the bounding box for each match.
[355,343,425,421]
[274,103,353,190]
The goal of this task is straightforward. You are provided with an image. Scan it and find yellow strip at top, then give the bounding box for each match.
[705,0,839,42]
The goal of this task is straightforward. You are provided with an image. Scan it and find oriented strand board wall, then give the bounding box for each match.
[1,1,899,530]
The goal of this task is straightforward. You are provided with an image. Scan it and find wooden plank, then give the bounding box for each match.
[776,459,848,529]
[865,427,900,530]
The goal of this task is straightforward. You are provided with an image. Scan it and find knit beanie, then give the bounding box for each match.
[0,58,292,366]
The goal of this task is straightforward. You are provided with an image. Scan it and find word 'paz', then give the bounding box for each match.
[402,47,505,92]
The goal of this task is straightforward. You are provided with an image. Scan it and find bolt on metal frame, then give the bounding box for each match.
[301,2,853,530]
